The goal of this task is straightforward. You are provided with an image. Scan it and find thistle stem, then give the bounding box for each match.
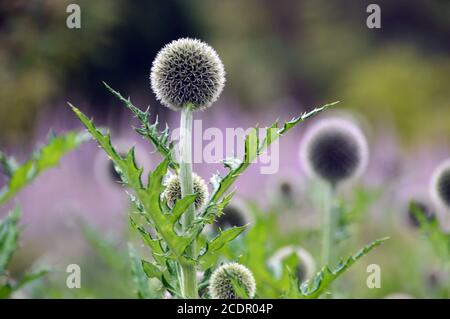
[321,183,336,266]
[179,105,198,299]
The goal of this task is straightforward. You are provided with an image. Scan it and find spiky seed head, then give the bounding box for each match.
[213,203,249,231]
[407,200,435,228]
[150,38,226,111]
[209,263,256,299]
[267,246,316,282]
[300,118,369,186]
[163,173,209,210]
[430,159,450,210]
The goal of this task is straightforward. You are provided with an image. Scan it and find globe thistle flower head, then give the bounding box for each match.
[163,173,209,210]
[300,118,369,186]
[209,263,256,299]
[213,203,250,231]
[150,38,226,111]
[430,159,450,210]
[267,246,316,282]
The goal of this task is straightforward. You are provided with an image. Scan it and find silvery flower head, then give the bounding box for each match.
[300,118,369,186]
[213,201,250,232]
[208,262,256,299]
[430,159,450,211]
[150,38,225,111]
[163,173,209,211]
[267,245,316,282]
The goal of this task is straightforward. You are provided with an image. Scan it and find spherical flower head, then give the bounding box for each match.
[430,159,450,210]
[300,118,369,186]
[163,173,209,210]
[267,246,316,282]
[150,38,226,111]
[213,203,249,231]
[209,262,256,299]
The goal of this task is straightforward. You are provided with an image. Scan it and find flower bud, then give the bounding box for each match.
[209,262,256,299]
[163,173,209,210]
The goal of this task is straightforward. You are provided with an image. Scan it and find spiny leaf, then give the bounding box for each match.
[410,201,450,263]
[129,217,166,265]
[128,244,153,299]
[224,269,251,299]
[0,151,18,177]
[205,226,247,256]
[0,206,21,274]
[290,237,389,299]
[141,260,163,280]
[0,269,48,299]
[103,82,178,170]
[199,226,247,268]
[170,193,198,225]
[205,102,337,210]
[71,104,194,259]
[0,131,88,206]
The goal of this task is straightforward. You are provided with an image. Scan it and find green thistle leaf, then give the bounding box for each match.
[0,206,21,274]
[71,104,194,260]
[0,152,18,177]
[410,201,450,263]
[0,269,48,299]
[199,226,247,267]
[103,82,178,171]
[286,237,389,299]
[0,131,88,206]
[128,244,154,299]
[206,102,338,210]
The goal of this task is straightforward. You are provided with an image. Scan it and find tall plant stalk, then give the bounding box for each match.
[321,183,336,266]
[179,104,198,298]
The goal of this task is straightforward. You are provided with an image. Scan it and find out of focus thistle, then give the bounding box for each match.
[213,202,250,232]
[150,38,226,111]
[300,118,368,266]
[209,263,256,299]
[301,118,368,187]
[431,159,450,211]
[267,246,316,282]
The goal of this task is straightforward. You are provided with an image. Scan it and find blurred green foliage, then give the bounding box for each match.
[188,0,450,143]
[335,46,450,143]
[0,0,120,143]
[0,207,47,298]
[1,0,448,144]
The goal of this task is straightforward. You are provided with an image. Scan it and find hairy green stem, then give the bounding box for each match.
[179,105,198,299]
[321,183,336,266]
